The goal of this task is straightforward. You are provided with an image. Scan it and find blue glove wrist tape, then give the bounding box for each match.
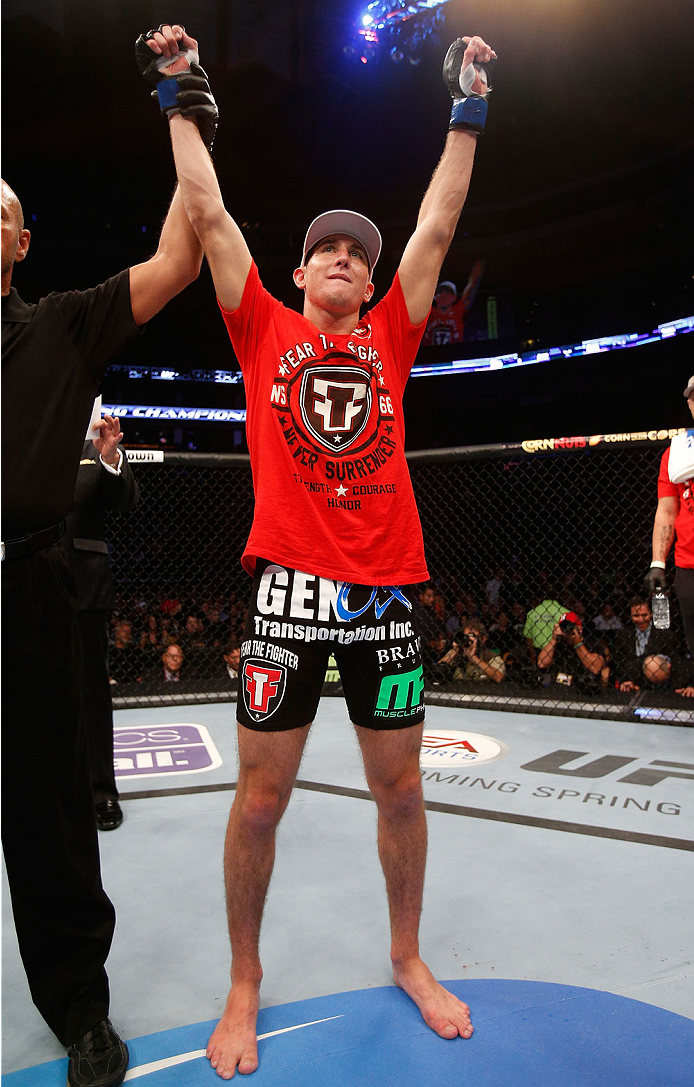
[156,77,180,112]
[449,96,488,133]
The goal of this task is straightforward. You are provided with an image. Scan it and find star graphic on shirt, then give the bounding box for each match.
[278,362,291,376]
[378,372,385,385]
[385,424,394,435]
[278,415,287,428]
[333,435,343,445]
[335,485,348,497]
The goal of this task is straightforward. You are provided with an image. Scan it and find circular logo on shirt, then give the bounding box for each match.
[420,729,509,767]
[294,362,374,453]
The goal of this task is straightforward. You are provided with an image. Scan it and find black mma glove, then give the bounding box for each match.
[644,565,667,593]
[443,37,495,135]
[135,28,218,151]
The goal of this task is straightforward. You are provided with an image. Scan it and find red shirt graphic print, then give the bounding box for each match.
[220,263,430,585]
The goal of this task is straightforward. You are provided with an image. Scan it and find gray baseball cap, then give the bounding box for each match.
[684,375,694,398]
[302,210,381,273]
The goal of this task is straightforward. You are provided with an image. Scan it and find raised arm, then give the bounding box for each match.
[137,24,251,312]
[398,35,495,326]
[129,183,203,325]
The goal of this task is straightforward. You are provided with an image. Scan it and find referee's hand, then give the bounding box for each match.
[93,415,123,464]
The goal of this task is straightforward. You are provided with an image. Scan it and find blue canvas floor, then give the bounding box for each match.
[3,700,693,1081]
[6,981,694,1086]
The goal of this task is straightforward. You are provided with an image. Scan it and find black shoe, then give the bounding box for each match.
[67,1019,129,1086]
[95,799,123,831]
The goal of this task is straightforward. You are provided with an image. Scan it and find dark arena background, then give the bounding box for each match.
[3,3,694,1083]
[4,0,691,719]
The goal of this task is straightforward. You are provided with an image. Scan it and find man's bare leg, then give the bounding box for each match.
[207,721,311,1079]
[355,722,473,1040]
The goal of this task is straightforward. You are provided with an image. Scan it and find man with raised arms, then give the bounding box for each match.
[136,23,495,1079]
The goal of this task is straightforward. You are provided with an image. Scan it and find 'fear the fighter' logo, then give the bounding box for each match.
[298,365,373,452]
[242,659,287,721]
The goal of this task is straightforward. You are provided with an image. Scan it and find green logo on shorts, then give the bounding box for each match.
[375,666,424,718]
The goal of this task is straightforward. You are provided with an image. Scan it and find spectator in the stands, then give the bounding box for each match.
[160,597,183,633]
[159,615,179,647]
[510,601,527,636]
[204,602,227,646]
[421,263,484,347]
[160,643,185,683]
[489,611,519,658]
[507,567,530,608]
[610,596,679,693]
[485,566,504,610]
[445,599,467,637]
[488,610,535,683]
[109,620,143,684]
[433,588,447,623]
[415,584,447,675]
[181,612,208,650]
[532,568,554,600]
[523,591,566,661]
[139,613,162,653]
[537,610,605,692]
[437,619,505,683]
[583,578,604,616]
[592,601,624,640]
[462,591,480,618]
[224,642,241,681]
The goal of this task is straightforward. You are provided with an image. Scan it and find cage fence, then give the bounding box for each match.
[106,439,694,727]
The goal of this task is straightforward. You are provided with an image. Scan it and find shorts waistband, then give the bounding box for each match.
[1,520,66,562]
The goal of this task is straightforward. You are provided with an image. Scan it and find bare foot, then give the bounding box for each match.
[207,977,262,1079]
[392,957,473,1040]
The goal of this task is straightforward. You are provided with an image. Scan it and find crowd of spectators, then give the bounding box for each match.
[106,561,693,704]
[414,560,694,701]
[108,590,246,693]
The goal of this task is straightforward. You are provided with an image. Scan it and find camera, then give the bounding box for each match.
[559,619,576,634]
[460,633,476,648]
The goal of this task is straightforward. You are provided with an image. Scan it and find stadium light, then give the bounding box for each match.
[346,0,451,65]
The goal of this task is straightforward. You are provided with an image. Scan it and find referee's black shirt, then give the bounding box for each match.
[2,271,138,538]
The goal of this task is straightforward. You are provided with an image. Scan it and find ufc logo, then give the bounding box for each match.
[311,379,367,432]
[244,664,284,713]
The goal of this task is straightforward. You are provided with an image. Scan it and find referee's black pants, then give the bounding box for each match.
[1,544,115,1046]
[77,610,119,804]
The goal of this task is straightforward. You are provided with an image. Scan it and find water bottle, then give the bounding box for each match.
[651,590,670,630]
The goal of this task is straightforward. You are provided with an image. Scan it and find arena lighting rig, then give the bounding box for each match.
[103,316,693,422]
[345,0,450,65]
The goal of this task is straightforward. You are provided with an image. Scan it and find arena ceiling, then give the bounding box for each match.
[2,0,692,314]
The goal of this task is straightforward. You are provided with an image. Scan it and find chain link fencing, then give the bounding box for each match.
[107,438,694,726]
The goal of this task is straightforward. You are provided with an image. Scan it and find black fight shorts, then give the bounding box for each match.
[237,560,426,732]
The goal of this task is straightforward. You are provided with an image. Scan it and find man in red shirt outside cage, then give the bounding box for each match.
[137,23,495,1079]
[421,261,484,347]
[646,376,694,697]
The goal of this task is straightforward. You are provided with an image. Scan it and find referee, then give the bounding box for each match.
[1,179,201,1086]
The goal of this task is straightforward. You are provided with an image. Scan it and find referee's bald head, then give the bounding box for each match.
[2,179,31,285]
[1,180,24,230]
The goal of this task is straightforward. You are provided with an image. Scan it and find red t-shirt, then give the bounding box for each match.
[422,300,465,347]
[658,447,694,568]
[220,263,430,585]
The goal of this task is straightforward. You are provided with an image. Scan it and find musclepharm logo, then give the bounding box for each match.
[375,666,424,718]
[243,659,287,721]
